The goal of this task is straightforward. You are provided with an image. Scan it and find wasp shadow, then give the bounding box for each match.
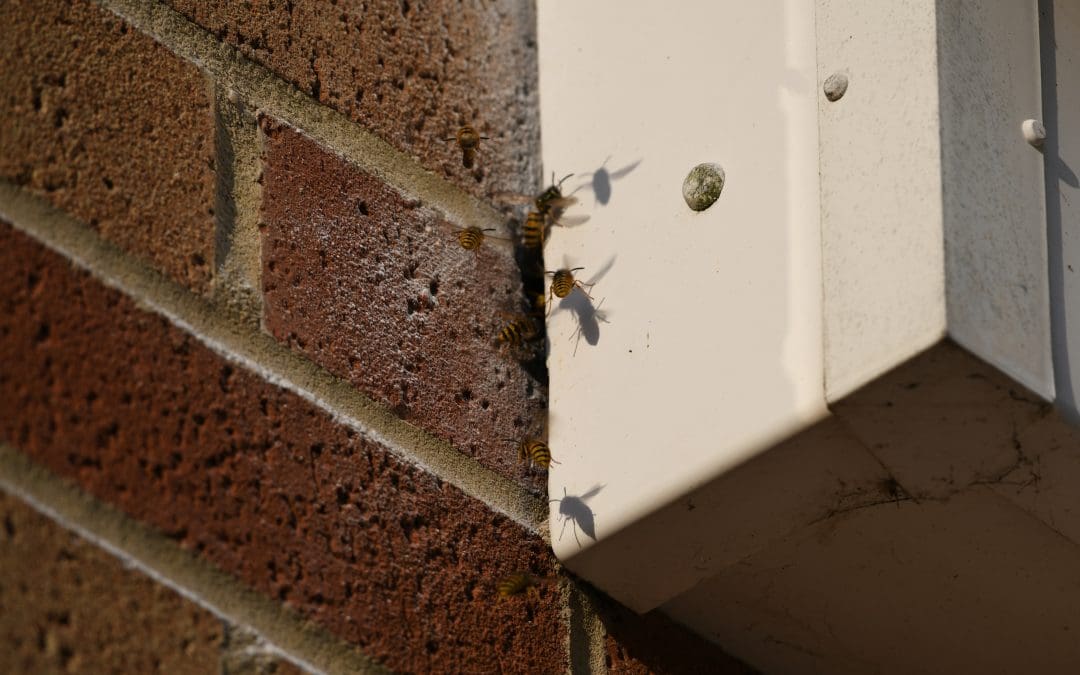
[586,157,642,206]
[560,293,611,354]
[550,484,603,547]
[551,256,616,352]
[1051,154,1079,189]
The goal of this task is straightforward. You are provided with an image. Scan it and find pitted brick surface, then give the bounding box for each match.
[0,0,216,292]
[0,223,564,673]
[260,119,547,493]
[165,0,540,201]
[0,492,222,674]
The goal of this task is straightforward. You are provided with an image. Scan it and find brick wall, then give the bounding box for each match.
[0,1,751,672]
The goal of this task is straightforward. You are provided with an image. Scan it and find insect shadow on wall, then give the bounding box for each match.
[588,156,642,206]
[561,293,610,355]
[551,255,616,352]
[550,484,603,547]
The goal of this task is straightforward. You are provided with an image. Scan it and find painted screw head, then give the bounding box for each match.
[823,73,849,102]
[1022,119,1046,147]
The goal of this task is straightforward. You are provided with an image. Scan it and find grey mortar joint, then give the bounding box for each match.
[211,80,265,327]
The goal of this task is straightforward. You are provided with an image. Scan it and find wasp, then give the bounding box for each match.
[535,172,577,216]
[453,226,496,253]
[498,172,577,215]
[497,315,539,347]
[546,267,594,314]
[530,291,547,316]
[512,437,556,470]
[496,572,539,599]
[521,211,546,249]
[445,125,490,169]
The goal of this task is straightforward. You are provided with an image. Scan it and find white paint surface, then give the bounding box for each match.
[816,0,948,401]
[538,1,826,596]
[938,0,1052,398]
[664,488,1080,675]
[1046,0,1080,420]
[538,0,1064,632]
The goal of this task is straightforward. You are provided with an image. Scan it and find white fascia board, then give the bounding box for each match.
[538,0,827,610]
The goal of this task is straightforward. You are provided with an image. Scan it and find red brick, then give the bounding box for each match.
[164,0,539,201]
[594,591,757,675]
[0,223,565,673]
[260,119,547,493]
[0,492,223,674]
[0,0,216,292]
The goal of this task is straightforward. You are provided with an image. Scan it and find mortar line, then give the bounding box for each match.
[92,0,517,245]
[210,79,265,324]
[564,576,609,674]
[0,182,548,535]
[0,444,387,675]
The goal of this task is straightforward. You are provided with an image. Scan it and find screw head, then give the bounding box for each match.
[1022,119,1046,147]
[682,163,725,212]
[823,73,849,102]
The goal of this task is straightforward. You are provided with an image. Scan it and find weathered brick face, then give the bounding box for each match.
[260,119,547,492]
[0,493,223,674]
[0,0,216,292]
[164,0,540,201]
[0,223,564,673]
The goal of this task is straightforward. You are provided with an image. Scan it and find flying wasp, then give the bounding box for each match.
[511,437,556,470]
[534,172,577,217]
[498,172,578,216]
[445,125,490,169]
[496,571,539,600]
[546,267,594,315]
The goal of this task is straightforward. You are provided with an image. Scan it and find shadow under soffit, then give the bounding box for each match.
[564,337,1079,617]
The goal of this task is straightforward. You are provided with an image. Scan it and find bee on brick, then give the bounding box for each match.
[496,572,539,599]
[516,438,556,470]
[445,125,490,169]
[453,226,496,253]
[546,267,594,314]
